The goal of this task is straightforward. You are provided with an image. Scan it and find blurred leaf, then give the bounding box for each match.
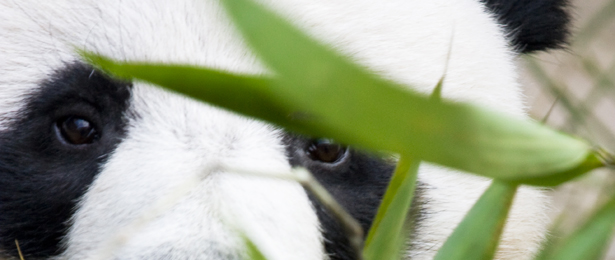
[574,0,615,47]
[534,216,567,260]
[525,57,615,151]
[580,58,615,108]
[524,58,586,127]
[538,196,615,260]
[430,33,452,102]
[430,76,445,102]
[242,235,269,260]
[84,0,604,186]
[80,55,291,125]
[363,157,420,260]
[217,0,604,185]
[434,180,518,260]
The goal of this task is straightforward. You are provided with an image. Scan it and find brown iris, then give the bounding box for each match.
[57,116,98,145]
[306,139,346,163]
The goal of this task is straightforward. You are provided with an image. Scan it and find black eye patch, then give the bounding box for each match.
[0,62,131,258]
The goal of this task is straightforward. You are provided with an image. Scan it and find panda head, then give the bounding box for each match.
[0,0,569,259]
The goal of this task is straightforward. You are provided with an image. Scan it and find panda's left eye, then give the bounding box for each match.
[55,116,99,145]
[305,139,347,163]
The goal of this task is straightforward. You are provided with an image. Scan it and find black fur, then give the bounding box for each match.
[0,63,131,258]
[284,135,423,260]
[482,0,571,53]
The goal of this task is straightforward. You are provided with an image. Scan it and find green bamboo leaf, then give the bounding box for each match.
[242,234,269,260]
[539,196,615,260]
[80,54,290,126]
[434,180,518,260]
[216,0,602,185]
[363,157,420,260]
[430,33,452,102]
[430,76,445,102]
[83,0,605,186]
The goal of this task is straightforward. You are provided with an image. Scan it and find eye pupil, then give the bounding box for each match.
[58,116,98,145]
[306,139,345,163]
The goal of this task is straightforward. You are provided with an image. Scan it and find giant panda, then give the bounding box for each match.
[0,0,570,259]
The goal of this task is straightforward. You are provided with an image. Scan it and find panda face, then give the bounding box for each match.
[0,0,569,260]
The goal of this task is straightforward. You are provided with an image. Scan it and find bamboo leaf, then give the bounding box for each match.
[242,235,269,260]
[430,76,445,102]
[216,0,604,185]
[80,55,290,125]
[363,157,420,260]
[539,196,615,260]
[434,180,518,260]
[83,0,605,186]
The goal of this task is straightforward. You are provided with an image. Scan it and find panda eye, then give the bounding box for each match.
[305,139,347,163]
[55,116,99,145]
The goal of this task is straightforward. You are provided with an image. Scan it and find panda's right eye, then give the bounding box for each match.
[55,116,99,145]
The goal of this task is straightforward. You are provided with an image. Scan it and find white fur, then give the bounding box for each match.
[0,0,548,259]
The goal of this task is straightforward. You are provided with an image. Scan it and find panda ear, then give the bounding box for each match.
[482,0,572,53]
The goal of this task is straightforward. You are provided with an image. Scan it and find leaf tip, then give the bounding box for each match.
[76,49,132,80]
[596,147,615,169]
